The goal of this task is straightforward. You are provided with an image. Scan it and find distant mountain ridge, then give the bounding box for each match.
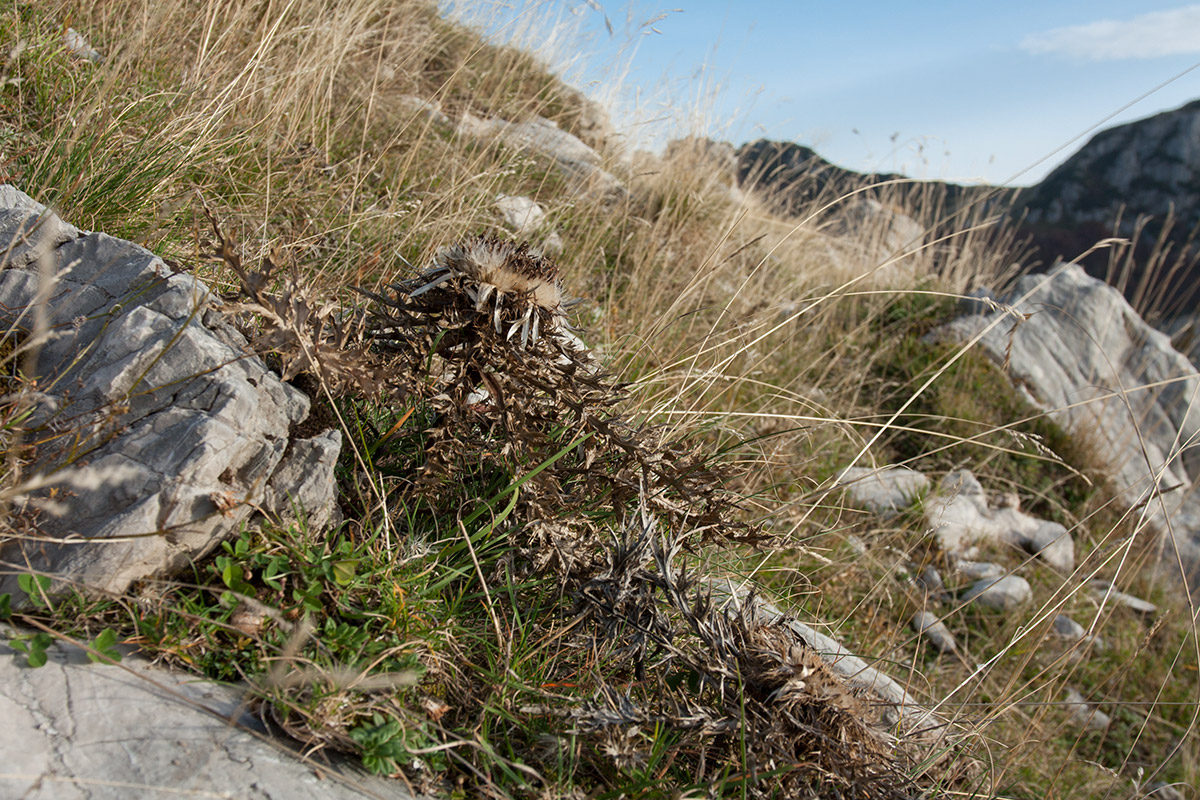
[1020,98,1200,231]
[734,139,999,221]
[733,98,1200,319]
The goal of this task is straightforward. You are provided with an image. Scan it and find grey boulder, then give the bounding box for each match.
[935,263,1200,582]
[0,186,338,600]
[961,575,1033,611]
[925,470,1075,571]
[0,625,409,799]
[837,465,929,517]
[1064,687,1111,731]
[1090,579,1158,615]
[910,611,958,654]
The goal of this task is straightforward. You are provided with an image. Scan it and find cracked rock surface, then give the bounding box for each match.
[0,186,339,600]
[0,625,410,799]
[936,263,1200,583]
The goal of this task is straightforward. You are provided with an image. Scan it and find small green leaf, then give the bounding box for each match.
[263,558,286,591]
[332,560,357,586]
[87,628,122,664]
[16,574,51,609]
[0,593,11,619]
[26,645,48,668]
[13,632,54,668]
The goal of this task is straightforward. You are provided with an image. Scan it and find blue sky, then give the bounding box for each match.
[447,2,1200,186]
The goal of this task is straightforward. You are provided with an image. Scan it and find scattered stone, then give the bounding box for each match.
[845,534,868,557]
[64,28,102,63]
[495,194,564,256]
[926,470,1075,571]
[961,575,1033,611]
[837,465,929,517]
[496,194,546,234]
[0,186,339,602]
[1064,687,1112,731]
[916,565,947,599]
[0,626,411,800]
[1022,521,1075,573]
[1090,580,1158,615]
[955,561,1007,581]
[1051,613,1108,652]
[1052,614,1087,640]
[911,611,957,654]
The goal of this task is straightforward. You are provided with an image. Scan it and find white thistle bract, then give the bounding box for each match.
[410,235,567,348]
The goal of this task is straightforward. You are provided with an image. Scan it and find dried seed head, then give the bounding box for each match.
[434,235,564,312]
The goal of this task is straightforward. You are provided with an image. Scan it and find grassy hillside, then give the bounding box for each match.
[1,1,1197,798]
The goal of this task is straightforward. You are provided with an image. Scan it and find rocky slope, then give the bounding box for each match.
[1020,99,1200,231]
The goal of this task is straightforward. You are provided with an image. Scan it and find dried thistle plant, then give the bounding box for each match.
[563,512,913,798]
[205,206,384,397]
[361,234,754,549]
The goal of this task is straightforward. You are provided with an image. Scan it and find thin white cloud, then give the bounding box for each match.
[1021,5,1200,60]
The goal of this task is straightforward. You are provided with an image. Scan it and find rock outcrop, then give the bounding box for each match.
[926,470,1075,572]
[936,262,1200,584]
[0,625,408,799]
[837,465,929,518]
[0,187,340,602]
[456,112,627,204]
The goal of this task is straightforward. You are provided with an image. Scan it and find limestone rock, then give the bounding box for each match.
[0,625,411,799]
[496,194,546,234]
[954,561,1006,581]
[911,611,957,654]
[264,429,343,533]
[935,263,1200,582]
[961,575,1032,611]
[1090,579,1158,615]
[837,465,929,517]
[925,470,1075,571]
[1052,614,1086,640]
[916,564,947,599]
[0,186,338,601]
[64,28,102,63]
[1064,687,1111,731]
[706,580,924,728]
[1052,613,1107,652]
[457,112,627,203]
[494,194,564,256]
[824,199,925,283]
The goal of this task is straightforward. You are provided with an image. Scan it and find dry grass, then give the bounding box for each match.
[2,0,1199,798]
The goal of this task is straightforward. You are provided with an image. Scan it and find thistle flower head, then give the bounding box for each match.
[408,235,567,347]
